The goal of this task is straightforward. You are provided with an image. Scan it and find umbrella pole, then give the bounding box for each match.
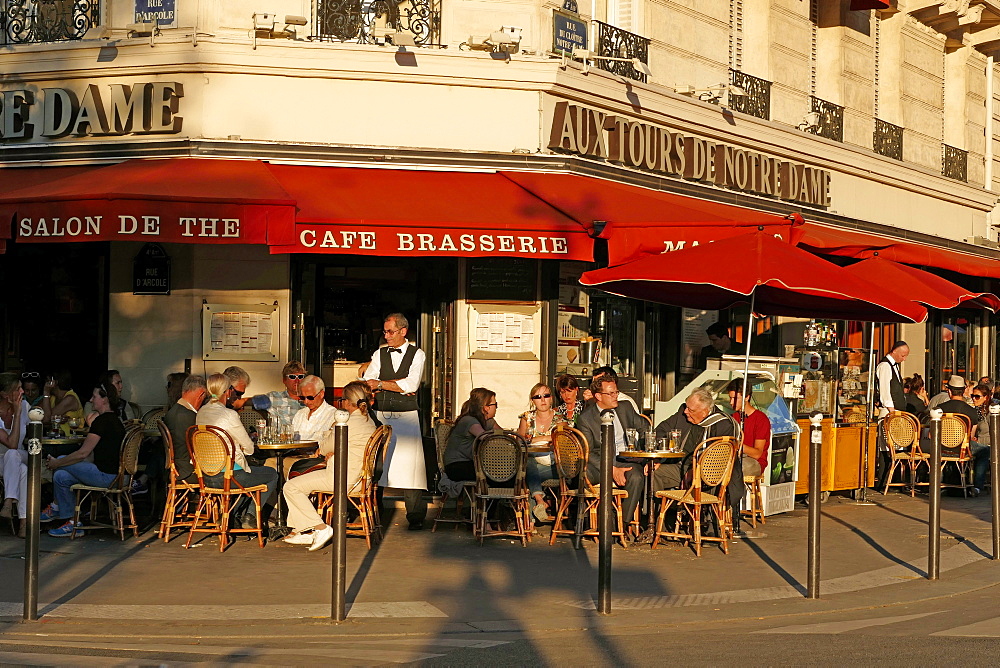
[740,293,756,417]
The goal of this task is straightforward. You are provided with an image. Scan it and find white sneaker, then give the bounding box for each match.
[308,525,335,551]
[283,532,313,545]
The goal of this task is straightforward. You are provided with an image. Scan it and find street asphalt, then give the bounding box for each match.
[1,489,1000,664]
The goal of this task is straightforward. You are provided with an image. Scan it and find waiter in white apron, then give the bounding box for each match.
[364,313,428,530]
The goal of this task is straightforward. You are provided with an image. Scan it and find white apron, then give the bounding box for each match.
[377,410,427,489]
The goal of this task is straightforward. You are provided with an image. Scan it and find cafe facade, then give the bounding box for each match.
[3,0,1000,431]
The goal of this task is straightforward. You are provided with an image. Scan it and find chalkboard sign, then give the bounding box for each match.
[466,258,537,302]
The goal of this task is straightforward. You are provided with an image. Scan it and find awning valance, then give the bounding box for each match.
[1,159,298,246]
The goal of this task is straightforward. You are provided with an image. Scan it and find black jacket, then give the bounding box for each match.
[576,399,646,474]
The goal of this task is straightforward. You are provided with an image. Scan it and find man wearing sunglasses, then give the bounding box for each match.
[265,361,307,428]
[363,312,428,530]
[291,376,336,441]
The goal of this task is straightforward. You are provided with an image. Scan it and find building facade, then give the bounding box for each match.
[2,0,1000,430]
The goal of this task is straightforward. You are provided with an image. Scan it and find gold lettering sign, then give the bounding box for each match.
[548,102,832,208]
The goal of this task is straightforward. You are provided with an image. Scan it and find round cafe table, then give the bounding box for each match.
[619,450,686,520]
[254,440,318,537]
[40,435,86,458]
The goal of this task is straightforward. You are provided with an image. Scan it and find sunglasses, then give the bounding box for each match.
[230,387,244,397]
[21,372,39,379]
[286,374,305,380]
[301,394,321,401]
[973,394,984,399]
[531,393,552,400]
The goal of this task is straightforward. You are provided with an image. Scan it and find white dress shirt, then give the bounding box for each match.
[362,341,425,394]
[292,401,337,444]
[875,355,901,414]
[196,401,255,472]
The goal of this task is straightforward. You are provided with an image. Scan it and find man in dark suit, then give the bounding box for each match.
[162,375,207,483]
[576,374,646,538]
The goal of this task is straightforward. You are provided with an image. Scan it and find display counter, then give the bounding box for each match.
[794,418,876,496]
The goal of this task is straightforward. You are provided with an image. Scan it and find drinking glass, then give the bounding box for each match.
[669,429,681,452]
[626,428,639,451]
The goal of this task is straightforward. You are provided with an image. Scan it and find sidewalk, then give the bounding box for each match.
[1,491,999,637]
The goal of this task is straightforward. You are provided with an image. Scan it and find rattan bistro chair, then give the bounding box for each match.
[472,431,531,546]
[431,420,476,531]
[71,424,143,540]
[881,412,925,496]
[652,436,738,556]
[141,406,167,433]
[940,413,975,497]
[317,424,391,550]
[184,425,267,552]
[742,473,766,528]
[157,419,201,542]
[548,425,628,548]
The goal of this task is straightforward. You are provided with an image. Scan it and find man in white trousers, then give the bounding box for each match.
[364,313,428,530]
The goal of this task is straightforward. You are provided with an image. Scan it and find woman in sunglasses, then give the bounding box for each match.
[20,372,44,408]
[517,383,565,524]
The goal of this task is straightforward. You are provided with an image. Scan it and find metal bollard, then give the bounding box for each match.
[807,413,823,599]
[989,405,1000,560]
[24,410,44,621]
[928,408,942,580]
[331,410,349,622]
[597,410,614,615]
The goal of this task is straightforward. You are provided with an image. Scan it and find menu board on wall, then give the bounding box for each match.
[202,303,279,361]
[466,258,537,302]
[468,304,539,360]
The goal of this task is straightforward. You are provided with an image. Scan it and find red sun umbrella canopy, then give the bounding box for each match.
[580,231,927,323]
[841,256,1000,312]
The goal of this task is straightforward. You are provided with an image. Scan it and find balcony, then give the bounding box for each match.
[873,119,903,160]
[2,0,99,45]
[728,70,771,120]
[808,96,844,143]
[312,0,441,46]
[942,143,968,182]
[595,21,649,83]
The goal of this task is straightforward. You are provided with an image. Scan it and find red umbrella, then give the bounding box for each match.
[580,231,927,323]
[841,256,1000,312]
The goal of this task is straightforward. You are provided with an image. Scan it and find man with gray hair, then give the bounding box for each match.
[291,375,337,442]
[652,387,741,533]
[363,312,428,530]
[163,374,208,483]
[223,366,252,410]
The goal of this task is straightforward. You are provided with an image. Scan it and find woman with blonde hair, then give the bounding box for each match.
[283,380,377,551]
[517,383,565,523]
[195,373,279,531]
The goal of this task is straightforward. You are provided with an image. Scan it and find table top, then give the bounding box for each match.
[255,440,319,451]
[620,450,685,459]
[41,436,85,445]
[526,445,552,454]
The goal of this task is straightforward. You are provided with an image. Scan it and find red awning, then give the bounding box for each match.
[0,165,96,254]
[0,159,298,246]
[797,222,1000,279]
[850,1,890,10]
[499,171,796,265]
[580,231,927,322]
[842,256,1000,311]
[265,166,593,260]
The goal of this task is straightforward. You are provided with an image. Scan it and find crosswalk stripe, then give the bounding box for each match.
[931,615,1000,637]
[754,612,939,634]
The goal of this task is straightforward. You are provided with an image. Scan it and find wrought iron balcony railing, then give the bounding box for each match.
[809,96,844,142]
[873,119,903,160]
[312,0,441,47]
[942,143,968,182]
[2,0,99,45]
[728,69,771,120]
[595,21,650,83]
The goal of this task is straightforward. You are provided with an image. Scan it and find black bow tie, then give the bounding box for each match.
[388,347,403,354]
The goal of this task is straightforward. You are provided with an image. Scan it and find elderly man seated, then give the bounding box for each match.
[652,387,742,533]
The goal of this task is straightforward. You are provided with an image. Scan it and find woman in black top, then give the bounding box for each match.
[43,382,126,537]
[442,388,498,482]
[903,373,929,420]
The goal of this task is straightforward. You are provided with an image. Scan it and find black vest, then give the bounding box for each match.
[376,344,419,412]
[881,357,906,411]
